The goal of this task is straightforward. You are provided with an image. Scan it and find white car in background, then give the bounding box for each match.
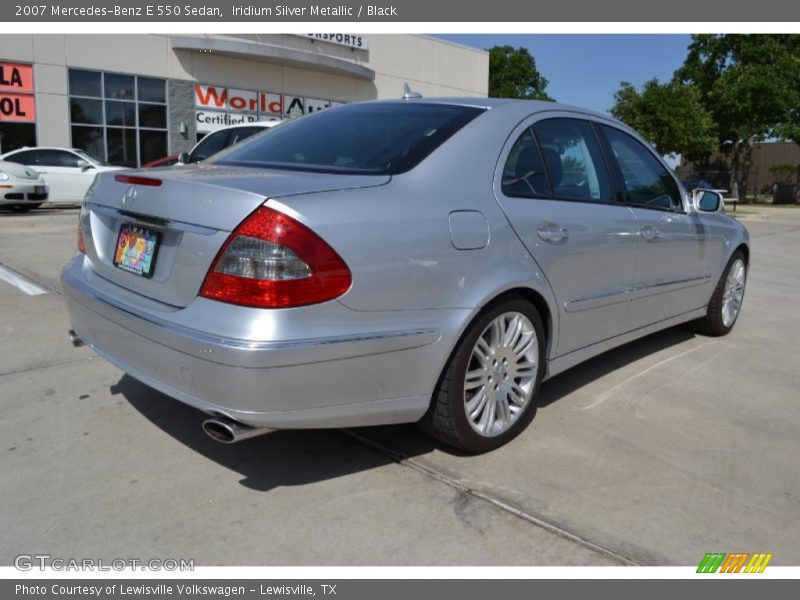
[0,160,49,213]
[178,121,281,165]
[0,147,124,203]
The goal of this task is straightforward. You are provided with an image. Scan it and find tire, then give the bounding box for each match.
[421,297,546,453]
[9,205,33,213]
[694,250,747,336]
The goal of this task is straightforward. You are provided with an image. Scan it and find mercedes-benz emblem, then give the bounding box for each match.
[123,185,137,205]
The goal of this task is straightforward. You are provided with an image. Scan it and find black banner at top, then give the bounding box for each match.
[2,0,800,22]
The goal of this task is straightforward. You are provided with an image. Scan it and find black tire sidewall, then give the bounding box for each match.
[710,251,747,335]
[443,298,546,453]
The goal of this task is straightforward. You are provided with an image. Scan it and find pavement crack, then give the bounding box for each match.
[339,428,641,566]
[0,355,97,378]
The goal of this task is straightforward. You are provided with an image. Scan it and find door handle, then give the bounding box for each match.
[640,225,662,241]
[537,225,569,242]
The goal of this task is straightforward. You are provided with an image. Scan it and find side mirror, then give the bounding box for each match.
[694,189,724,213]
[178,152,191,164]
[77,159,92,171]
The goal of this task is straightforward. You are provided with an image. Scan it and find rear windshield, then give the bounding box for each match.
[211,102,485,175]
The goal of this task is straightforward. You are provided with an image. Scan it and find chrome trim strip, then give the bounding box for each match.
[564,275,712,313]
[87,202,219,236]
[633,275,712,298]
[63,269,439,352]
[564,287,634,313]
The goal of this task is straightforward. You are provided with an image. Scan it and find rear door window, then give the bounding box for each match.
[532,118,613,202]
[5,149,39,165]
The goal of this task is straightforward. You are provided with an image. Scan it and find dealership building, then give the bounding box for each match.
[0,34,488,166]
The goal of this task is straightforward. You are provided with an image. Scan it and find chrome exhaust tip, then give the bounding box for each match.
[202,416,270,444]
[68,329,84,347]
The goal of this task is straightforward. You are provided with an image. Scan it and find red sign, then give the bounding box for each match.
[0,93,35,122]
[0,62,34,94]
[0,62,35,123]
[194,84,285,117]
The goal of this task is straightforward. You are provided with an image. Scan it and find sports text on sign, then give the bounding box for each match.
[301,34,368,50]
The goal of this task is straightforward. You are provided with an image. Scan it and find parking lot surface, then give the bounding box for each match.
[1,206,799,566]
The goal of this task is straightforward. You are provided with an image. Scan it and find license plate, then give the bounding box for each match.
[113,224,161,278]
[34,186,46,194]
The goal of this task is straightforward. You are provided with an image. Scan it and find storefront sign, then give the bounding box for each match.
[194,84,340,132]
[195,110,266,130]
[300,34,368,50]
[0,62,35,122]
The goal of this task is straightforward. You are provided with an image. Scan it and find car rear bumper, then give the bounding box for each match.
[60,256,463,428]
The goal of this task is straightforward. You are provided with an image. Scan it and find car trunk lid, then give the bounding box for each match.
[82,165,388,307]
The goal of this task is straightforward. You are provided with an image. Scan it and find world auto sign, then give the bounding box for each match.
[0,62,36,123]
[194,84,341,133]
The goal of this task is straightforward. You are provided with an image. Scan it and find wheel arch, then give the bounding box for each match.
[490,287,554,355]
[444,284,557,380]
[735,242,750,266]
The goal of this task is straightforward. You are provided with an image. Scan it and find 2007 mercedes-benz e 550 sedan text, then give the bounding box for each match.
[61,98,749,453]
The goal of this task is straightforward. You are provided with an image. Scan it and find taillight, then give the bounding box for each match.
[77,208,86,254]
[199,206,351,308]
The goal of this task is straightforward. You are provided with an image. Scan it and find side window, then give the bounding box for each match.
[229,126,264,145]
[501,129,549,197]
[4,150,39,165]
[37,150,82,168]
[601,126,682,211]
[190,130,230,162]
[533,118,613,202]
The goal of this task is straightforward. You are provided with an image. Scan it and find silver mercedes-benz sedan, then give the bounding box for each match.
[61,98,749,453]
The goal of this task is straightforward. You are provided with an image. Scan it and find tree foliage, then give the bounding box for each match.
[677,34,800,145]
[676,34,800,198]
[611,78,717,162]
[488,46,553,101]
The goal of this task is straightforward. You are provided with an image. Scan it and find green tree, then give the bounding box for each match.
[488,46,553,101]
[610,78,717,162]
[676,34,800,200]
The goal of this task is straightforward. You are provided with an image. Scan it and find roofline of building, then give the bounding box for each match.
[170,35,376,81]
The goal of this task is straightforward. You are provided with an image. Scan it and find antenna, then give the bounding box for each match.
[402,82,423,100]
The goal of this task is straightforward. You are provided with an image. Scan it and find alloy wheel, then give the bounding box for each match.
[463,311,539,437]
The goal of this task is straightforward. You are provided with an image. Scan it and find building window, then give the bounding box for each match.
[68,69,168,167]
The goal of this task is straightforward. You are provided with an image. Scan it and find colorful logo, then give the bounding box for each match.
[697,552,773,573]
